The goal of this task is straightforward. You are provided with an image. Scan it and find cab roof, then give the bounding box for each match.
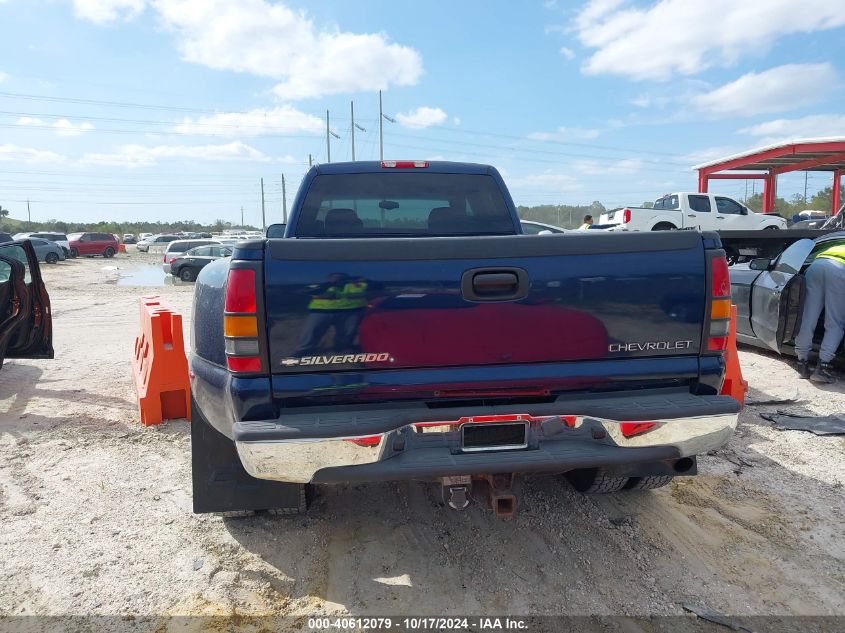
[313,161,495,175]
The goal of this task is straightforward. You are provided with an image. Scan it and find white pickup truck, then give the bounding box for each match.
[600,192,786,231]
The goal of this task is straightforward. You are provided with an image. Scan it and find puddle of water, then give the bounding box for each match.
[117,265,187,287]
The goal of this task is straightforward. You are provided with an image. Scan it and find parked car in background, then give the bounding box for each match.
[789,218,828,230]
[67,232,119,258]
[25,238,65,264]
[169,244,233,281]
[139,232,153,240]
[520,220,566,234]
[0,232,14,243]
[161,238,220,273]
[136,234,180,253]
[14,232,71,256]
[123,234,137,244]
[0,241,53,370]
[730,231,845,362]
[601,193,786,232]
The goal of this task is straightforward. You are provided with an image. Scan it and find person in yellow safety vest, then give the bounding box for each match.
[794,242,845,383]
[296,275,369,355]
[578,214,594,231]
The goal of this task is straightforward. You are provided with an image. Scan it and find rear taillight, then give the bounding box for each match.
[707,255,731,352]
[345,435,383,447]
[622,208,631,224]
[381,160,429,168]
[224,267,262,373]
[620,421,657,438]
[168,256,177,265]
[163,254,167,262]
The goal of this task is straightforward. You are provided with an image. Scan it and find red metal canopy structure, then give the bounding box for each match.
[693,138,845,215]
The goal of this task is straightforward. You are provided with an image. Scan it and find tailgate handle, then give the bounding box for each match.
[461,268,529,302]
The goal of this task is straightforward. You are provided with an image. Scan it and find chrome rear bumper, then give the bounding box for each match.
[235,411,738,484]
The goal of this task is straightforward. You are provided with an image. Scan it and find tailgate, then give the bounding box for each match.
[263,232,707,374]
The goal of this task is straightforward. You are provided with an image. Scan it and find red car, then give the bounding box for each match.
[67,232,119,258]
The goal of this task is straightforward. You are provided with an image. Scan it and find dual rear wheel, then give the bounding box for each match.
[565,468,674,494]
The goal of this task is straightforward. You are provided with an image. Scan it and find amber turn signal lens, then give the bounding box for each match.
[710,299,732,320]
[224,315,258,337]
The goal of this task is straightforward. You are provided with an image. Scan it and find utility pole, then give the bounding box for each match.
[27,199,31,223]
[804,171,809,204]
[350,101,366,162]
[325,110,340,163]
[308,153,313,167]
[282,174,287,223]
[260,178,266,231]
[378,90,395,160]
[744,180,748,202]
[240,206,244,227]
[379,90,383,161]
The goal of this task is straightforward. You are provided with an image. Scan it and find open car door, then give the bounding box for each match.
[0,241,53,369]
[749,238,815,353]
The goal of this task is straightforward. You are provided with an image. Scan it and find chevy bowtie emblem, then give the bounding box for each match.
[280,358,300,366]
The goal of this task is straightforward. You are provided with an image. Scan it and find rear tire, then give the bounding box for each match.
[179,267,196,282]
[652,222,676,231]
[70,248,78,258]
[103,247,115,258]
[45,252,59,264]
[623,475,674,490]
[763,225,781,230]
[566,468,630,494]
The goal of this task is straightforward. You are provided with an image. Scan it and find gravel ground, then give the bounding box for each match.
[0,252,843,626]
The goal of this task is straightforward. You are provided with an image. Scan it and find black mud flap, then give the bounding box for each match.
[191,399,309,514]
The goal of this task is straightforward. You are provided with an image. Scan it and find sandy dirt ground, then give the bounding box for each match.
[0,251,843,627]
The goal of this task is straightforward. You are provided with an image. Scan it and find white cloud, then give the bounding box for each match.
[739,114,845,144]
[574,158,643,175]
[82,141,270,167]
[18,116,95,137]
[148,0,422,100]
[174,105,323,137]
[453,117,461,126]
[0,71,8,84]
[574,0,845,81]
[72,0,145,24]
[527,126,600,141]
[559,46,575,60]
[395,106,447,130]
[509,170,582,191]
[0,144,65,163]
[693,64,836,117]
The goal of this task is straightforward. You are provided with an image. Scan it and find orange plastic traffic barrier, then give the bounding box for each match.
[720,305,748,407]
[132,296,191,425]
[118,244,126,253]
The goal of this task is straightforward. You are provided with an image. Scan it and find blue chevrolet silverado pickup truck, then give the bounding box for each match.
[190,160,740,517]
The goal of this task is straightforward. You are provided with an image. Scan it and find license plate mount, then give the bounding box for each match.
[461,421,528,453]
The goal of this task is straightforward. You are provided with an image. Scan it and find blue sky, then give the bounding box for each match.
[1,0,845,225]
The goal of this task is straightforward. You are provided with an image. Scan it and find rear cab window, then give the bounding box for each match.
[653,195,680,210]
[294,172,515,237]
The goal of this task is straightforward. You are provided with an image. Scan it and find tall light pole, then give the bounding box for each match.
[260,178,266,231]
[282,174,287,223]
[240,206,244,227]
